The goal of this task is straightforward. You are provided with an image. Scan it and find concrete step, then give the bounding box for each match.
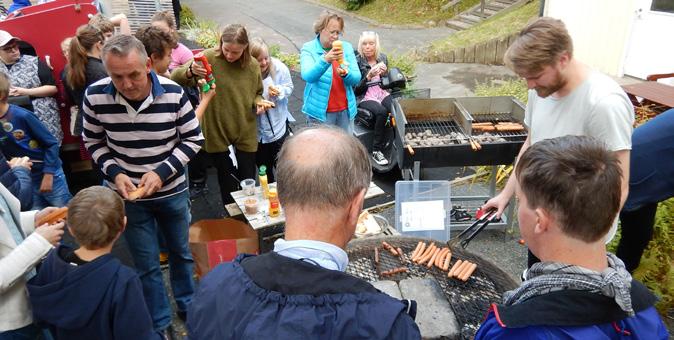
[459,13,483,24]
[445,19,473,31]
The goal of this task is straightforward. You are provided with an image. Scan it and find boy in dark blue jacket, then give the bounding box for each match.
[27,186,163,340]
[0,72,71,210]
[475,136,668,339]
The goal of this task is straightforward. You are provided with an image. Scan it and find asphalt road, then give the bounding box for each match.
[182,0,454,54]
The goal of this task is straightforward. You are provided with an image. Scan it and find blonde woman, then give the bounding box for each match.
[354,31,392,166]
[249,38,294,183]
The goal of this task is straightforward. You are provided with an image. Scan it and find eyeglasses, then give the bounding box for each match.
[1,44,18,52]
[324,29,342,37]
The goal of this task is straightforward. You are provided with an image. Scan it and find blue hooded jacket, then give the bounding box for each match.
[26,245,163,340]
[300,37,361,122]
[188,253,421,339]
[475,280,669,339]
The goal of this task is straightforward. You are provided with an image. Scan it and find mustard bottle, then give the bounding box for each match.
[268,188,280,217]
[259,165,269,199]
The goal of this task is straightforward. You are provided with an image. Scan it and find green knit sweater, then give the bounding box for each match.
[172,48,263,153]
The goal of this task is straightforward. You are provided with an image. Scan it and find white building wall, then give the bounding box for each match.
[544,0,637,77]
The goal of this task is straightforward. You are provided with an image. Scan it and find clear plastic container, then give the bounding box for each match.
[240,178,256,196]
[395,180,451,241]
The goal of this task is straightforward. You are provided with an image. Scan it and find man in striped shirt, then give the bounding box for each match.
[82,35,203,334]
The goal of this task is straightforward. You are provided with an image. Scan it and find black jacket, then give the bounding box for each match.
[354,52,388,97]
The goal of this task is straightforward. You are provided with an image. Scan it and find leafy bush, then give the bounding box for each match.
[346,0,366,10]
[609,199,674,314]
[269,45,300,71]
[387,53,417,78]
[180,5,197,28]
[182,19,220,49]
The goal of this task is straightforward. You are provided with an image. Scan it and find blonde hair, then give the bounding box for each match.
[249,37,276,80]
[89,13,114,35]
[216,24,251,68]
[357,31,380,60]
[67,186,125,249]
[504,17,573,74]
[313,11,344,35]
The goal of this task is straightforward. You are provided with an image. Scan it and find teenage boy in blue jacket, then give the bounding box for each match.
[0,72,71,210]
[475,136,668,339]
[27,186,163,340]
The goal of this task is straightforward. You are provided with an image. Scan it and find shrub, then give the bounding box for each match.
[474,78,528,104]
[269,45,300,71]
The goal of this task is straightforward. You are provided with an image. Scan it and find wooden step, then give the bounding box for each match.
[485,3,507,11]
[445,19,473,31]
[471,8,498,18]
[459,13,483,24]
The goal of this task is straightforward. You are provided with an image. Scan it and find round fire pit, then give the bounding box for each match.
[346,236,518,339]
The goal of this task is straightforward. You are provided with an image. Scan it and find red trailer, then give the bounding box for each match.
[0,1,97,173]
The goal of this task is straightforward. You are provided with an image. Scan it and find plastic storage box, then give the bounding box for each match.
[395,180,452,241]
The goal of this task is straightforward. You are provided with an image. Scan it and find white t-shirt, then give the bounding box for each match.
[525,71,634,151]
[524,71,634,242]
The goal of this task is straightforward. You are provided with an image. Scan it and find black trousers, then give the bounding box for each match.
[172,0,182,29]
[208,149,257,205]
[188,149,209,185]
[358,96,393,151]
[616,202,658,272]
[256,131,289,184]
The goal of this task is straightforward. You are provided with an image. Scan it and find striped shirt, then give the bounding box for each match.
[82,72,204,200]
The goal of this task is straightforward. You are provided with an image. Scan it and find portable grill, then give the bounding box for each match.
[346,236,518,339]
[392,96,527,177]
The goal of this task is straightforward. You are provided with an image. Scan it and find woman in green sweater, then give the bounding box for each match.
[172,24,264,205]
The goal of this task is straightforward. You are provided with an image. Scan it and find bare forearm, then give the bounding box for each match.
[24,85,57,97]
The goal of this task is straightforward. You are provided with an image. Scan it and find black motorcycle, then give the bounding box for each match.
[353,67,430,173]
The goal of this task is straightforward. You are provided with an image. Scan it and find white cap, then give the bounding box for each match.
[0,30,20,47]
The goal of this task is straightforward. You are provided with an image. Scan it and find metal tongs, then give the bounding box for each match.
[447,208,500,249]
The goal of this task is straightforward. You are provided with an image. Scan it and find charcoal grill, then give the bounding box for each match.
[392,96,527,175]
[346,236,518,339]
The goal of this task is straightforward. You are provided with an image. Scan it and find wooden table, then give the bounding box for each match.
[622,81,674,109]
[231,182,386,231]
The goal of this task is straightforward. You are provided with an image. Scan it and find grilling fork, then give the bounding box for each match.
[446,208,498,249]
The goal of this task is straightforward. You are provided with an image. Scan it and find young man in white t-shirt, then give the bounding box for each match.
[481,17,634,267]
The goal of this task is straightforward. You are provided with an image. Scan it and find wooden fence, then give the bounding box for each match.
[425,33,518,65]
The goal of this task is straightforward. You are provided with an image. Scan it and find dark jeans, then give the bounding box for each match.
[0,324,42,340]
[256,131,289,184]
[617,202,658,272]
[124,190,194,331]
[358,96,393,151]
[208,149,256,205]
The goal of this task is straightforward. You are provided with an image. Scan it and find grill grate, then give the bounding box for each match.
[404,120,470,147]
[471,113,528,140]
[347,237,517,339]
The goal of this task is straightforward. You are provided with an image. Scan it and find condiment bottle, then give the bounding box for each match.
[259,165,269,199]
[268,188,280,217]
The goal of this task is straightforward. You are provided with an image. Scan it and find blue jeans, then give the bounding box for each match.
[308,109,354,134]
[30,168,72,210]
[124,190,194,331]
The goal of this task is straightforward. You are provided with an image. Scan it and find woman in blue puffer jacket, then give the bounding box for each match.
[300,11,361,133]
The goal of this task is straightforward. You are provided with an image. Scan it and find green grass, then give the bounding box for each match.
[474,78,528,103]
[318,0,480,26]
[425,0,539,59]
